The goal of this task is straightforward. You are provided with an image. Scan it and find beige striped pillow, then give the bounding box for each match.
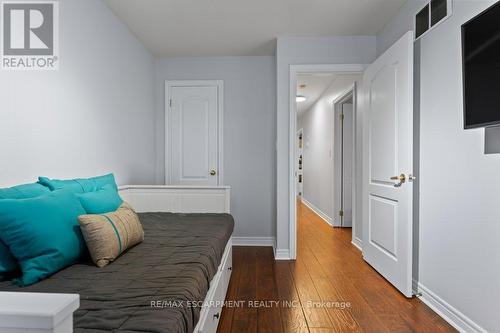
[78,202,144,268]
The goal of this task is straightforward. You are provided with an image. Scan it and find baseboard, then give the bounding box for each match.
[351,237,362,251]
[232,237,276,255]
[300,197,333,226]
[416,282,487,333]
[274,249,291,260]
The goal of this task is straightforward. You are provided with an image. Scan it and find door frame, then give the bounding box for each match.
[289,64,366,260]
[332,85,356,230]
[296,128,303,197]
[165,80,224,185]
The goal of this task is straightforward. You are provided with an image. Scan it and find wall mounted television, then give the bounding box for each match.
[462,1,500,129]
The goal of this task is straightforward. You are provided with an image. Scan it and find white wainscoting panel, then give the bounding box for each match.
[119,185,230,214]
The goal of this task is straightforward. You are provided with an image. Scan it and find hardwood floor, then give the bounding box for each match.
[217,200,457,333]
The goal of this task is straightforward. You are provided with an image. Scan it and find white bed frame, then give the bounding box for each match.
[0,185,232,333]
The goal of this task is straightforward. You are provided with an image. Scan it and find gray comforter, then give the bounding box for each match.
[0,212,234,333]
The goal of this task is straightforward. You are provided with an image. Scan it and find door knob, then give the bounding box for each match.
[390,173,406,187]
[210,169,217,176]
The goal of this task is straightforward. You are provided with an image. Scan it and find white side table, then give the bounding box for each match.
[0,292,79,333]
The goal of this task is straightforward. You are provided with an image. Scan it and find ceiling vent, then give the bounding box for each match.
[415,0,453,40]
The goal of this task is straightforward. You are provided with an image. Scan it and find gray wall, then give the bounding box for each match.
[377,1,500,331]
[298,94,335,220]
[376,0,426,56]
[276,36,377,252]
[0,0,156,187]
[154,57,276,239]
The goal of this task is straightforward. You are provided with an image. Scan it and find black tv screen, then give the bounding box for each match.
[462,1,500,129]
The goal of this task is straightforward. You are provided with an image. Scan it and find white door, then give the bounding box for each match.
[342,103,353,227]
[333,99,354,228]
[362,31,414,297]
[169,84,219,186]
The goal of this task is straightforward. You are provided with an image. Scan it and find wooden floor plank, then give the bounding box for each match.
[298,204,423,333]
[218,201,457,333]
[297,224,389,333]
[288,259,333,329]
[256,247,284,333]
[229,247,257,333]
[275,261,309,332]
[217,247,243,332]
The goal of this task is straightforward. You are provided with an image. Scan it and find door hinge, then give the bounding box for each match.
[169,99,172,108]
[340,113,344,120]
[339,210,344,217]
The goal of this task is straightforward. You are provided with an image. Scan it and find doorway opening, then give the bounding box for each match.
[291,65,365,260]
[333,89,355,229]
[288,33,415,299]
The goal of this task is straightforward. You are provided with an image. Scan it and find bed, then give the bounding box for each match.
[0,185,233,333]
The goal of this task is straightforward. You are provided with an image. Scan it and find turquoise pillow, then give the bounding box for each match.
[0,182,50,199]
[0,182,50,277]
[0,191,87,286]
[38,173,118,193]
[76,184,123,214]
[0,240,17,278]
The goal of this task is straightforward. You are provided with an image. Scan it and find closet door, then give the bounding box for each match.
[168,85,219,186]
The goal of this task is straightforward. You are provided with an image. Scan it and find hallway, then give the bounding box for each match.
[218,200,456,332]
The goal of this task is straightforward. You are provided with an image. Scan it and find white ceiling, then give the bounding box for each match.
[104,0,406,57]
[297,74,336,115]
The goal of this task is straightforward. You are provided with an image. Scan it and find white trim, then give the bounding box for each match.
[275,249,291,260]
[231,236,278,261]
[288,64,367,260]
[165,80,224,186]
[119,185,231,190]
[332,85,357,106]
[351,237,363,251]
[296,128,304,197]
[416,282,487,333]
[300,197,332,227]
[0,292,79,333]
[194,238,233,333]
[232,236,276,250]
[289,64,366,73]
[118,185,230,214]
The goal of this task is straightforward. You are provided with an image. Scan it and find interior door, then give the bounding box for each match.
[169,85,219,186]
[342,103,353,227]
[362,31,414,297]
[333,99,354,227]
